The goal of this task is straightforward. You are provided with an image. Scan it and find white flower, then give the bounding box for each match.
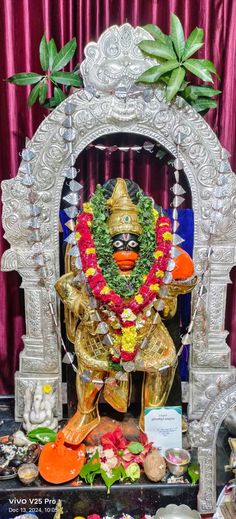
[107,457,118,469]
[103,448,115,459]
[121,309,136,322]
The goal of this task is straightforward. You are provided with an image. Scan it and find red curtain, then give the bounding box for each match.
[1,0,236,394]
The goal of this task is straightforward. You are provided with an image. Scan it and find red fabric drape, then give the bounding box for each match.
[1,0,236,394]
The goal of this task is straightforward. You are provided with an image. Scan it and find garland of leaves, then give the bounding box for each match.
[90,184,156,298]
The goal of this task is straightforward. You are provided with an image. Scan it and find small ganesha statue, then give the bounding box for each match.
[23,381,58,432]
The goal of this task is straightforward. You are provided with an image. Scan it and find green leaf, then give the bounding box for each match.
[190,85,221,97]
[27,81,41,106]
[100,466,123,493]
[39,81,48,104]
[197,58,219,77]
[27,427,56,444]
[43,97,58,109]
[159,73,171,85]
[51,37,77,72]
[48,38,58,70]
[79,450,100,480]
[188,462,200,484]
[171,13,185,59]
[137,60,179,83]
[138,40,176,60]
[39,34,49,71]
[143,24,173,48]
[7,72,43,85]
[178,79,189,91]
[184,59,213,82]
[51,71,82,86]
[182,27,204,61]
[191,97,217,112]
[128,442,144,454]
[86,469,101,485]
[54,85,67,103]
[182,85,198,101]
[166,66,185,101]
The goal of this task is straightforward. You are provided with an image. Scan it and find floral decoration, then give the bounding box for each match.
[76,188,172,363]
[79,427,152,493]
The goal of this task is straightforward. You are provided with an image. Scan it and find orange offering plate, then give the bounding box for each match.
[38,431,86,484]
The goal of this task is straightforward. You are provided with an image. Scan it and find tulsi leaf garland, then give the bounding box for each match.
[90,184,156,298]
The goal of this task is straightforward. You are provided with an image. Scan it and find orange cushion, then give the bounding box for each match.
[172,246,194,280]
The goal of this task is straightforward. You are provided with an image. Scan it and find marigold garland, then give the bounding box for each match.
[76,197,172,362]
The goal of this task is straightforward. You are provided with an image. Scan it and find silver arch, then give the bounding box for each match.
[1,24,236,428]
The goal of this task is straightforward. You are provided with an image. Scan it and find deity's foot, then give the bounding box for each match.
[63,408,100,445]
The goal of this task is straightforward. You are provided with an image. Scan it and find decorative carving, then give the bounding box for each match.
[80,23,156,92]
[189,384,236,513]
[189,369,236,418]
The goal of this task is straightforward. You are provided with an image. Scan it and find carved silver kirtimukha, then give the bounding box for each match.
[1,22,236,472]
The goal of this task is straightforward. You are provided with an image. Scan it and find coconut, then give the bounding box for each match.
[143,448,166,482]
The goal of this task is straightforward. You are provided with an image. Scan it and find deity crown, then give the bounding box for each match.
[107,178,142,237]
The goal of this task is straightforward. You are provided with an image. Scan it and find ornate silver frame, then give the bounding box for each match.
[189,382,236,513]
[1,23,236,513]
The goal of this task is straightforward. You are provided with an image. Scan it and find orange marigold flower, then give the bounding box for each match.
[85,248,95,254]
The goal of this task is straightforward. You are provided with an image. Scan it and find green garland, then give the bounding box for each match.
[90,184,156,298]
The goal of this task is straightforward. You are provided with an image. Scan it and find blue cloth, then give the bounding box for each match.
[167,209,194,381]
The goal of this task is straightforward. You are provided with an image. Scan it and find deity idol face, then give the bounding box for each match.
[112,233,139,272]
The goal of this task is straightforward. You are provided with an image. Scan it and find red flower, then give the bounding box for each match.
[120,348,137,361]
[121,431,153,468]
[87,514,101,519]
[101,427,129,454]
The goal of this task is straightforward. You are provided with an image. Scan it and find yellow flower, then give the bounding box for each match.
[159,222,169,227]
[121,326,137,352]
[113,335,122,347]
[85,267,96,277]
[154,250,164,259]
[143,274,148,282]
[87,221,92,228]
[153,208,159,219]
[134,294,143,304]
[163,231,172,241]
[75,232,81,240]
[101,286,111,295]
[83,202,93,214]
[155,269,164,278]
[85,248,95,254]
[43,384,52,394]
[150,284,160,292]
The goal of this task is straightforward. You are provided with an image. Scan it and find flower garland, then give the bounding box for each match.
[76,199,172,363]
